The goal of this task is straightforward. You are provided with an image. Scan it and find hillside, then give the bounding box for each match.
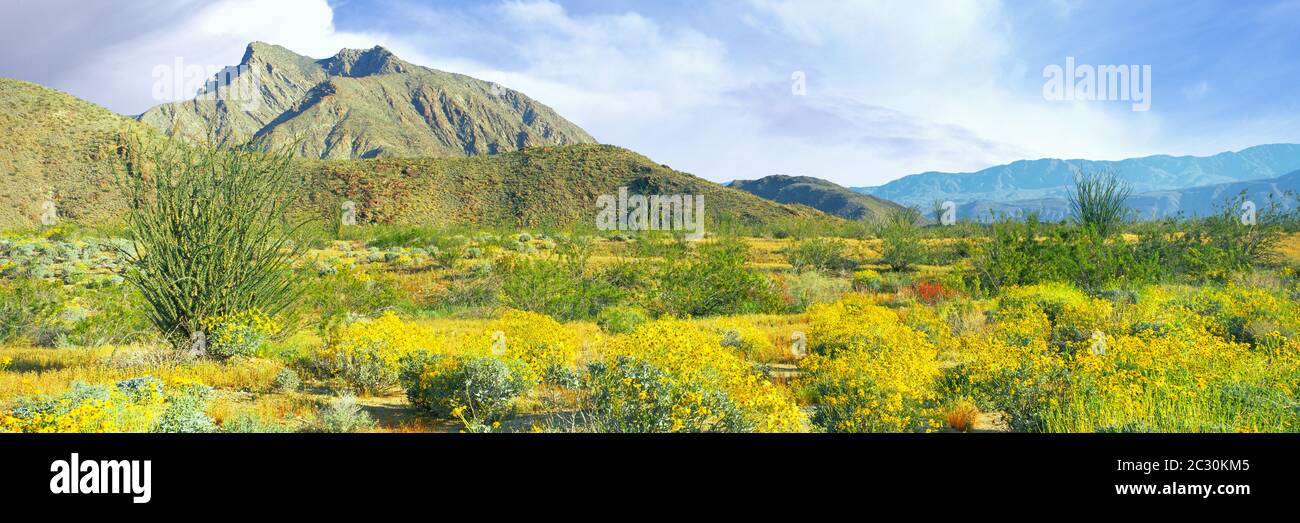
[855,145,1300,207]
[138,42,596,159]
[730,175,904,221]
[305,145,834,228]
[0,78,150,228]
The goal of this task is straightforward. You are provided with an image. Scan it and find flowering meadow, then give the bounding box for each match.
[2,224,1299,433]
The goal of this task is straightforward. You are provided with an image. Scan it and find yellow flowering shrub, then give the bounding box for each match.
[398,352,529,427]
[851,268,884,291]
[314,312,449,394]
[707,319,775,360]
[392,310,593,428]
[597,319,804,432]
[1166,285,1299,347]
[800,295,942,432]
[948,282,1300,432]
[201,309,281,360]
[1,377,166,433]
[481,309,578,383]
[999,283,1114,353]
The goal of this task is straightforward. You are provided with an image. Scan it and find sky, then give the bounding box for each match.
[2,0,1298,187]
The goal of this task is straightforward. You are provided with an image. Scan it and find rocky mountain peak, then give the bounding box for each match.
[322,45,410,77]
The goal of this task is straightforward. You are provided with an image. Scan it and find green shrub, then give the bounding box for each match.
[1067,170,1131,238]
[876,208,924,271]
[313,341,400,395]
[498,238,620,320]
[220,412,295,433]
[582,357,747,433]
[302,270,410,337]
[651,238,782,317]
[432,241,466,269]
[152,384,216,433]
[271,368,301,393]
[399,352,529,424]
[785,237,856,272]
[782,270,851,312]
[309,395,374,433]
[0,278,61,344]
[596,305,650,334]
[117,136,305,348]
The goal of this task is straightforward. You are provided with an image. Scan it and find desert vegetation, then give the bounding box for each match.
[3,154,1300,433]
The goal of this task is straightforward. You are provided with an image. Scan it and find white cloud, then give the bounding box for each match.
[739,0,1167,174]
[395,0,1048,184]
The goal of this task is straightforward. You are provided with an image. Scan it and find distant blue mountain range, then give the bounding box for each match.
[952,168,1300,222]
[852,144,1300,209]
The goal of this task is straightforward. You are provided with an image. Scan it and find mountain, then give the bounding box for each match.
[0,79,833,231]
[0,78,152,228]
[729,175,904,221]
[855,145,1300,208]
[1124,170,1300,218]
[954,170,1300,222]
[138,42,596,159]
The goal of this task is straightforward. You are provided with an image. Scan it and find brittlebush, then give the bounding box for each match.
[800,295,942,432]
[2,377,170,433]
[598,319,804,432]
[482,309,579,383]
[949,283,1300,432]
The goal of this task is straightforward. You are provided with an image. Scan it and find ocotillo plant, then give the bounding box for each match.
[1067,170,1132,238]
[115,133,307,349]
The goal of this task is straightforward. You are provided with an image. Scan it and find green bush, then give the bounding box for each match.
[309,395,374,433]
[117,136,305,348]
[582,357,747,433]
[1068,170,1131,238]
[152,384,216,433]
[498,238,620,320]
[967,199,1290,293]
[0,278,61,344]
[782,270,851,312]
[427,273,501,313]
[312,341,400,395]
[785,237,856,272]
[432,241,466,269]
[876,208,924,271]
[271,368,301,393]
[596,305,650,334]
[220,412,296,433]
[399,352,529,424]
[302,271,410,337]
[651,238,782,317]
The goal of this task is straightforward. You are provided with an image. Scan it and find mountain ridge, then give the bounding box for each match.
[137,42,596,159]
[730,174,904,221]
[953,169,1300,222]
[854,144,1300,207]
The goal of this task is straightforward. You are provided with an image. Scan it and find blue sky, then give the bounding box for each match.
[2,0,1298,186]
